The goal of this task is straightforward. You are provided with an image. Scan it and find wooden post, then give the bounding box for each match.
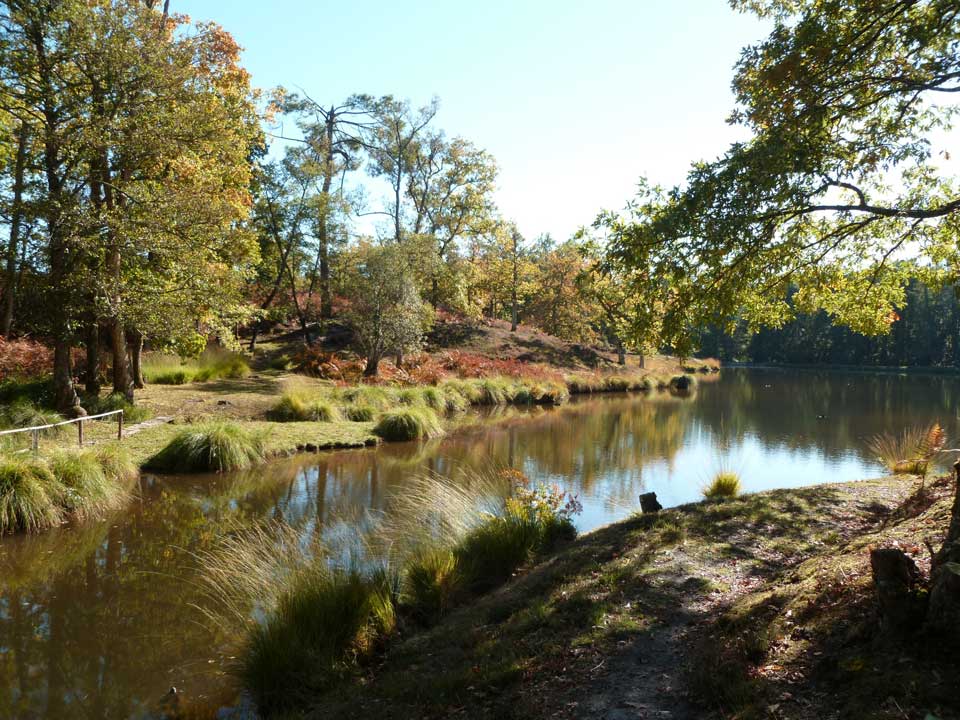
[77,419,84,447]
[117,412,123,440]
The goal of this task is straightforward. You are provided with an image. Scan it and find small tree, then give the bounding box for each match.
[343,243,432,376]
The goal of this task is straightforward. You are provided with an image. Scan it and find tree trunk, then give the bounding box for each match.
[870,547,926,631]
[395,349,403,369]
[364,353,381,377]
[638,354,645,369]
[110,320,133,401]
[84,320,101,395]
[927,460,960,641]
[128,328,145,388]
[617,340,626,365]
[2,122,28,339]
[53,340,83,416]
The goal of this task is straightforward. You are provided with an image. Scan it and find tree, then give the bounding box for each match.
[361,96,438,244]
[610,0,960,352]
[341,242,432,376]
[407,132,498,305]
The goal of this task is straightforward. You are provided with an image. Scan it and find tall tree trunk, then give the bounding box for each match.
[638,354,645,369]
[85,319,101,395]
[110,320,133,400]
[364,353,381,377]
[317,109,335,319]
[128,328,145,388]
[395,349,403,369]
[2,122,28,339]
[617,339,626,365]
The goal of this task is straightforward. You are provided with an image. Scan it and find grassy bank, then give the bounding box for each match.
[200,470,581,716]
[225,474,954,720]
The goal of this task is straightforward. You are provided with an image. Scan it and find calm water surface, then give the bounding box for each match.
[2,368,959,718]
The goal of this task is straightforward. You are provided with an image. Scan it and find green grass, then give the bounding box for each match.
[703,471,742,500]
[143,349,250,385]
[344,405,376,422]
[0,444,137,533]
[146,421,267,473]
[403,547,464,624]
[373,408,445,442]
[269,391,341,422]
[0,454,64,533]
[0,401,64,437]
[242,566,397,715]
[83,392,153,423]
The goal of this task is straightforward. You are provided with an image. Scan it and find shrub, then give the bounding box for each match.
[703,472,741,500]
[373,408,445,442]
[0,454,64,533]
[0,337,54,382]
[403,547,463,624]
[147,422,267,473]
[242,567,396,715]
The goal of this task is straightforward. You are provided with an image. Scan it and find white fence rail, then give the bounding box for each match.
[0,410,124,450]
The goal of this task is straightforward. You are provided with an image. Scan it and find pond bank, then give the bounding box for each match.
[275,474,957,720]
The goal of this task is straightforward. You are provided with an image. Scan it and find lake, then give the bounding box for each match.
[1,368,957,718]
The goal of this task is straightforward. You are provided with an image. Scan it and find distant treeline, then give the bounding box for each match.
[696,278,960,368]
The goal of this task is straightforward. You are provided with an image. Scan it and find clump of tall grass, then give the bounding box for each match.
[269,391,340,422]
[0,445,137,534]
[0,454,64,533]
[402,547,463,623]
[513,380,570,405]
[373,407,445,442]
[147,422,267,473]
[867,422,946,478]
[337,385,392,411]
[344,405,376,422]
[702,471,741,500]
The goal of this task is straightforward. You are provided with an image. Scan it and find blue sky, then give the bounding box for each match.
[176,0,769,240]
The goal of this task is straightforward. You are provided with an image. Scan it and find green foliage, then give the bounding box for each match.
[143,351,250,386]
[600,0,960,352]
[373,408,445,442]
[147,422,267,473]
[0,401,64,437]
[0,454,63,533]
[703,472,742,500]
[344,405,376,423]
[270,392,340,422]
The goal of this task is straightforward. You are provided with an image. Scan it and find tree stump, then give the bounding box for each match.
[870,547,926,631]
[639,492,662,513]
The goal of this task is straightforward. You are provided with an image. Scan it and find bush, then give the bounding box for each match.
[242,568,396,715]
[147,422,267,473]
[373,408,445,442]
[703,472,741,500]
[0,454,64,533]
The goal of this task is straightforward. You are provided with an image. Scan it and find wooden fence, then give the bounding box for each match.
[0,410,124,451]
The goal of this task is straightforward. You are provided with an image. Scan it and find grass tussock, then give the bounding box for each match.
[0,401,64,437]
[84,392,153,423]
[703,471,742,500]
[373,408,445,442]
[0,444,137,533]
[269,391,341,422]
[147,422,267,473]
[867,422,946,477]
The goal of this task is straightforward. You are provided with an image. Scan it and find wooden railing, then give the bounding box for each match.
[0,410,124,451]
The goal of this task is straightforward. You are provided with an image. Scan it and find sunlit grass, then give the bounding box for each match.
[146,421,267,472]
[867,422,946,476]
[142,349,250,385]
[703,471,742,500]
[373,408,445,442]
